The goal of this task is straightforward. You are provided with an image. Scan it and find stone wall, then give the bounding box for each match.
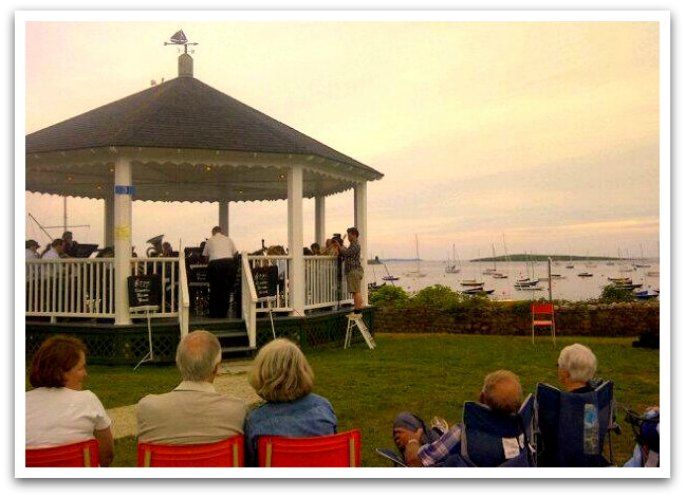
[374,301,659,338]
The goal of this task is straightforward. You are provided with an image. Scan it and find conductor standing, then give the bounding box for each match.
[202,226,238,318]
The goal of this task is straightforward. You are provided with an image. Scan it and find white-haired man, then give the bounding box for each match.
[136,330,246,444]
[557,343,598,393]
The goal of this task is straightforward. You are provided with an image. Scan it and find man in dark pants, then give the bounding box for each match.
[202,226,238,318]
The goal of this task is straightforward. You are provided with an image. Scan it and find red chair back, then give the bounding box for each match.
[531,302,556,344]
[137,435,244,467]
[26,439,100,467]
[531,303,554,315]
[257,429,361,467]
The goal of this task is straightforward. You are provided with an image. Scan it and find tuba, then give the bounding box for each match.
[146,234,164,257]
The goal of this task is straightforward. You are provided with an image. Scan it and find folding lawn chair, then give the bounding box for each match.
[446,393,536,467]
[536,380,618,466]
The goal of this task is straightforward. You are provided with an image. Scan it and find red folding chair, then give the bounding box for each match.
[137,435,244,467]
[531,302,556,344]
[26,439,100,467]
[257,429,361,467]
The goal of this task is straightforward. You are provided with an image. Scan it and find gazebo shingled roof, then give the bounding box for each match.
[26,74,383,203]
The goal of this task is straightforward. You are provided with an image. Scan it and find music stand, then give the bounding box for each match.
[257,295,277,340]
[128,274,163,371]
[131,305,159,370]
[252,266,279,340]
[74,243,99,258]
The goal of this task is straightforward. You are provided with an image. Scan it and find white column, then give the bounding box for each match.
[354,182,368,306]
[219,201,229,235]
[113,156,133,325]
[288,165,305,315]
[103,194,114,248]
[315,195,326,246]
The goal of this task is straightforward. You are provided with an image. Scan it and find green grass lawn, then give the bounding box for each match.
[83,333,660,468]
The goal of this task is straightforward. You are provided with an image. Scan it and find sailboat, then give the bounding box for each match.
[633,244,651,268]
[405,235,427,278]
[381,263,400,283]
[482,243,498,275]
[444,244,460,274]
[565,254,574,269]
[515,253,540,288]
[491,238,509,278]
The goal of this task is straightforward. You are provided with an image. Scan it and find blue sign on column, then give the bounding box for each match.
[114,185,136,195]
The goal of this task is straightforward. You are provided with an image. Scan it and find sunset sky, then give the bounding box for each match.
[19,11,667,261]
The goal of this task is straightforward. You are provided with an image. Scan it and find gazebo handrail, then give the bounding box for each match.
[177,246,190,338]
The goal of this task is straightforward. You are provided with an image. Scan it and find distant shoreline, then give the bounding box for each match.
[377,254,652,263]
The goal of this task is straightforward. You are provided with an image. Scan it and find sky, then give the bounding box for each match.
[20,12,665,262]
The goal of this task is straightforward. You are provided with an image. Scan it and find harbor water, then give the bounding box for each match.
[367,259,661,302]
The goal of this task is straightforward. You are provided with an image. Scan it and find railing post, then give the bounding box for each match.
[241,255,258,348]
[178,246,190,338]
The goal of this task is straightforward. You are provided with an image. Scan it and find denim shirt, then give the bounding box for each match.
[244,393,337,466]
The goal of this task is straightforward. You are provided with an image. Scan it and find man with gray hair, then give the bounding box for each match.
[557,343,598,393]
[136,330,246,444]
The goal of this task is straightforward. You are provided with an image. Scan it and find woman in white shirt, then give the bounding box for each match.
[26,335,114,466]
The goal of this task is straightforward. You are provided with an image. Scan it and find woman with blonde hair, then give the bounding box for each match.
[244,338,337,465]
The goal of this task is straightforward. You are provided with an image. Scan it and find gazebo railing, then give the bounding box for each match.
[241,254,352,347]
[26,254,350,325]
[244,254,351,312]
[304,255,350,309]
[130,257,180,317]
[245,255,291,311]
[25,258,116,320]
[25,257,182,321]
[177,250,190,338]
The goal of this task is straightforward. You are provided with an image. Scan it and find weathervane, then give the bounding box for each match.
[164,30,198,54]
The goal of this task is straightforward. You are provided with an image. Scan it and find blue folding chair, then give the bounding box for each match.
[535,380,617,467]
[445,393,536,467]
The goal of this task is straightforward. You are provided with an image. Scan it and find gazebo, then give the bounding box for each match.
[25,51,383,361]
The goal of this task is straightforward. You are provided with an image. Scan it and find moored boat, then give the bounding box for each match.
[462,287,495,295]
[515,277,539,287]
[634,289,659,300]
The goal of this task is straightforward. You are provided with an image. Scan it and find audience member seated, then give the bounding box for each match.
[536,343,617,467]
[136,330,246,444]
[26,335,114,467]
[557,343,599,393]
[624,407,660,467]
[244,338,337,466]
[392,370,524,467]
[310,242,321,255]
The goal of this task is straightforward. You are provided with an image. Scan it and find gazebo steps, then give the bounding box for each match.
[220,345,256,356]
[208,330,247,339]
